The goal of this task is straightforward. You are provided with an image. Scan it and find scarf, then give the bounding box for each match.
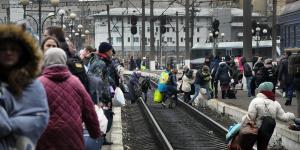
[261,91,275,101]
[97,53,111,63]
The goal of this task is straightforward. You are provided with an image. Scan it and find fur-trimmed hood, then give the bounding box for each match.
[0,25,43,95]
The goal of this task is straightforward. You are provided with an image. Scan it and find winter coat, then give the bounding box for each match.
[264,64,277,84]
[0,81,49,150]
[141,78,151,93]
[166,72,178,94]
[128,73,142,101]
[198,71,211,87]
[194,69,202,85]
[88,54,112,104]
[241,57,252,77]
[288,53,300,90]
[37,65,101,150]
[278,57,293,86]
[129,58,136,71]
[242,93,295,128]
[253,62,266,86]
[210,58,221,78]
[0,24,49,150]
[214,62,231,86]
[181,75,193,93]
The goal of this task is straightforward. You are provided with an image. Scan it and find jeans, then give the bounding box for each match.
[84,129,104,150]
[190,84,200,103]
[246,76,253,97]
[143,92,148,103]
[286,84,294,102]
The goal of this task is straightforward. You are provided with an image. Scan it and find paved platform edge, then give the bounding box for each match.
[207,99,300,150]
[102,107,124,150]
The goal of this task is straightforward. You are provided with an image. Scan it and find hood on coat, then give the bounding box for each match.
[0,25,43,95]
[219,62,227,68]
[42,65,71,82]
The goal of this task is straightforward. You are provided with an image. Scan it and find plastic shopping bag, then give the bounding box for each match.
[114,87,126,106]
[154,89,163,103]
[95,105,108,133]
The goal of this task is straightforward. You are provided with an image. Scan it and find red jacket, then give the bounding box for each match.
[36,65,101,150]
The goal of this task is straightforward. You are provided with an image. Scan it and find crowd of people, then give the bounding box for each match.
[1,21,300,150]
[0,23,125,150]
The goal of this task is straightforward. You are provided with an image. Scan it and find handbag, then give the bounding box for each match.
[238,115,258,149]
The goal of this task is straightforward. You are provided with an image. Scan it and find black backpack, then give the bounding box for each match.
[67,56,89,91]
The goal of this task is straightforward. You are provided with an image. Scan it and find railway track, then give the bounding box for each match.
[123,74,228,150]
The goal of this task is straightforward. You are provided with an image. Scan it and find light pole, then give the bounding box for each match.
[221,32,225,42]
[252,27,268,55]
[58,9,65,28]
[20,0,29,19]
[77,24,83,50]
[69,12,77,42]
[84,29,90,45]
[20,0,60,43]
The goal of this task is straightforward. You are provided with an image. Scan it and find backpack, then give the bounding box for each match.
[159,71,169,84]
[67,57,89,91]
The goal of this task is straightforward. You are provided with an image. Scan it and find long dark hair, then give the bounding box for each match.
[41,36,60,52]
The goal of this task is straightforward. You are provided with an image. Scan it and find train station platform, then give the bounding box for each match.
[207,90,300,150]
[102,107,123,150]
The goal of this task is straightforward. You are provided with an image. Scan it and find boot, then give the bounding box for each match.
[222,91,226,99]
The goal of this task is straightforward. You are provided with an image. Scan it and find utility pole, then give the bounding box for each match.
[185,0,190,66]
[243,0,252,61]
[121,14,125,61]
[272,0,277,61]
[6,7,10,24]
[107,5,111,44]
[38,0,42,44]
[191,3,195,47]
[141,0,146,57]
[150,0,155,70]
[176,11,179,66]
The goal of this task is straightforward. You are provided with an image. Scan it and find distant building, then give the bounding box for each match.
[278,0,300,51]
[93,7,264,62]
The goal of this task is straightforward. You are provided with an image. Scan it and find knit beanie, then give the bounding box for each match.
[44,47,67,66]
[98,42,113,53]
[258,82,274,92]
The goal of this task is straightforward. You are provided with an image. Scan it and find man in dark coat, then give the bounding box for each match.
[210,56,221,98]
[215,62,231,99]
[279,51,294,105]
[241,57,254,97]
[288,50,300,116]
[128,71,142,104]
[87,42,114,145]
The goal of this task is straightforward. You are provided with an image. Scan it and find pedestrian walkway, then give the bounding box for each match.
[102,107,123,150]
[207,90,300,150]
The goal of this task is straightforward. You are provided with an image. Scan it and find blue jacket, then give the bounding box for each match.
[0,80,49,150]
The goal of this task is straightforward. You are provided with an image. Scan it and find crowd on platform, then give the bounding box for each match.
[1,21,300,150]
[0,22,126,150]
